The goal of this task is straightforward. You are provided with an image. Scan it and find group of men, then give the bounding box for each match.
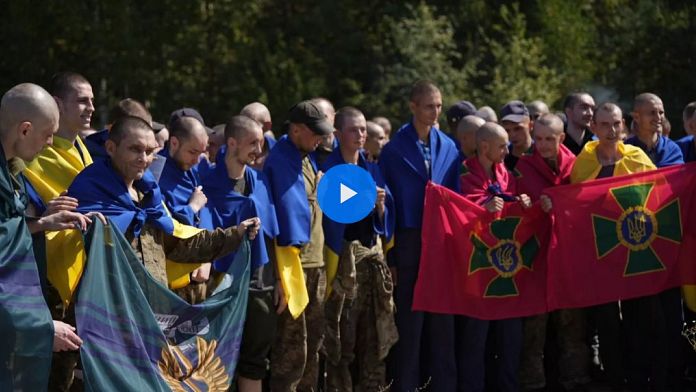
[1,71,696,392]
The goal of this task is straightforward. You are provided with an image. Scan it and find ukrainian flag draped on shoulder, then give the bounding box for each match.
[570,141,656,183]
[0,145,53,391]
[321,149,395,289]
[158,148,203,227]
[76,219,250,391]
[263,135,312,317]
[21,135,96,307]
[64,159,202,299]
[202,147,279,271]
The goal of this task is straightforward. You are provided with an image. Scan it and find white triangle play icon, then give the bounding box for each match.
[340,183,357,204]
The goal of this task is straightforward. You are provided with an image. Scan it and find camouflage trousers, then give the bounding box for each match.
[518,309,591,390]
[324,241,397,392]
[270,267,327,392]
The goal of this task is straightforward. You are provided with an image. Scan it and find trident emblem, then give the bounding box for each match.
[495,245,515,272]
[627,211,647,243]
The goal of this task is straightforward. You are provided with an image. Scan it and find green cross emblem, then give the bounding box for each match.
[469,217,539,297]
[592,182,682,276]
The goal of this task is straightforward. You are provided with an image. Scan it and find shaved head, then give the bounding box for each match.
[457,115,485,137]
[240,102,271,125]
[528,100,550,119]
[633,93,662,111]
[476,122,508,145]
[170,116,207,141]
[534,114,564,134]
[0,83,60,161]
[372,116,392,135]
[476,106,498,123]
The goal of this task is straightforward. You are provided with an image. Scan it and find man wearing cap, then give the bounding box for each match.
[562,92,596,155]
[379,80,460,391]
[500,100,534,171]
[264,100,333,391]
[445,100,477,140]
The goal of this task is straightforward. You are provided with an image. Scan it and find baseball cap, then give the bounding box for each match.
[288,101,334,136]
[168,107,213,133]
[500,101,530,123]
[446,101,477,124]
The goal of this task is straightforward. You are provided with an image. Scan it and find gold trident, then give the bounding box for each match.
[627,212,647,243]
[495,245,515,271]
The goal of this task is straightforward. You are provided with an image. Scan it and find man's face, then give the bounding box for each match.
[169,132,208,171]
[592,109,624,147]
[482,134,509,164]
[293,124,323,154]
[533,124,564,160]
[633,99,665,138]
[230,126,263,165]
[410,91,442,128]
[501,118,531,149]
[567,94,595,129]
[56,82,94,131]
[365,126,387,159]
[106,127,158,183]
[337,115,367,153]
[16,117,57,161]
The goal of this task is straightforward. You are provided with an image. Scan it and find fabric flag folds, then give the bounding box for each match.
[544,162,696,310]
[0,152,53,391]
[76,219,250,391]
[413,182,547,320]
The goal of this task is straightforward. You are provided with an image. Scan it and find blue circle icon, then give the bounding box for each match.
[317,164,377,224]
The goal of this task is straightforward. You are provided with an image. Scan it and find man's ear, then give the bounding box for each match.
[408,100,417,115]
[53,96,64,113]
[558,132,566,143]
[105,139,116,157]
[18,121,32,137]
[169,136,180,152]
[226,137,237,150]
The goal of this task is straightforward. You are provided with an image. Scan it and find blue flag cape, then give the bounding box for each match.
[625,134,684,168]
[76,219,250,391]
[0,145,54,391]
[158,148,206,228]
[677,135,696,163]
[263,135,317,246]
[83,128,109,161]
[378,122,460,229]
[68,159,175,236]
[201,148,279,271]
[320,149,395,258]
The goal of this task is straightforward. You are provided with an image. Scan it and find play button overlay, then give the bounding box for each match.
[318,164,377,224]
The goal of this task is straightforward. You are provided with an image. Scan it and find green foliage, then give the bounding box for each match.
[0,0,694,134]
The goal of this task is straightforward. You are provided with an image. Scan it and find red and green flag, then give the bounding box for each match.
[413,182,548,320]
[544,163,696,310]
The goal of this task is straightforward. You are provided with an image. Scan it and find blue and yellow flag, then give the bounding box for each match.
[76,219,250,391]
[0,147,53,391]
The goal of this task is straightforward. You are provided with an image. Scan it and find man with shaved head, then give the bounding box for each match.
[200,115,281,392]
[527,100,550,121]
[364,120,388,161]
[84,98,153,161]
[475,105,498,123]
[515,114,591,391]
[458,122,531,392]
[240,103,277,170]
[0,83,95,390]
[380,80,460,391]
[372,116,392,139]
[622,93,684,391]
[456,115,485,160]
[311,97,337,165]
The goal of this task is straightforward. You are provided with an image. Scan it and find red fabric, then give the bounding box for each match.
[413,183,548,320]
[516,144,575,201]
[544,163,696,310]
[459,157,516,204]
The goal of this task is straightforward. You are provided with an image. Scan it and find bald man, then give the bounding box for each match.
[456,115,485,160]
[625,93,683,167]
[240,104,277,170]
[527,100,550,121]
[372,116,392,139]
[475,106,498,123]
[364,120,388,161]
[311,97,337,165]
[458,122,531,392]
[0,83,94,390]
[622,93,684,391]
[515,115,591,391]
